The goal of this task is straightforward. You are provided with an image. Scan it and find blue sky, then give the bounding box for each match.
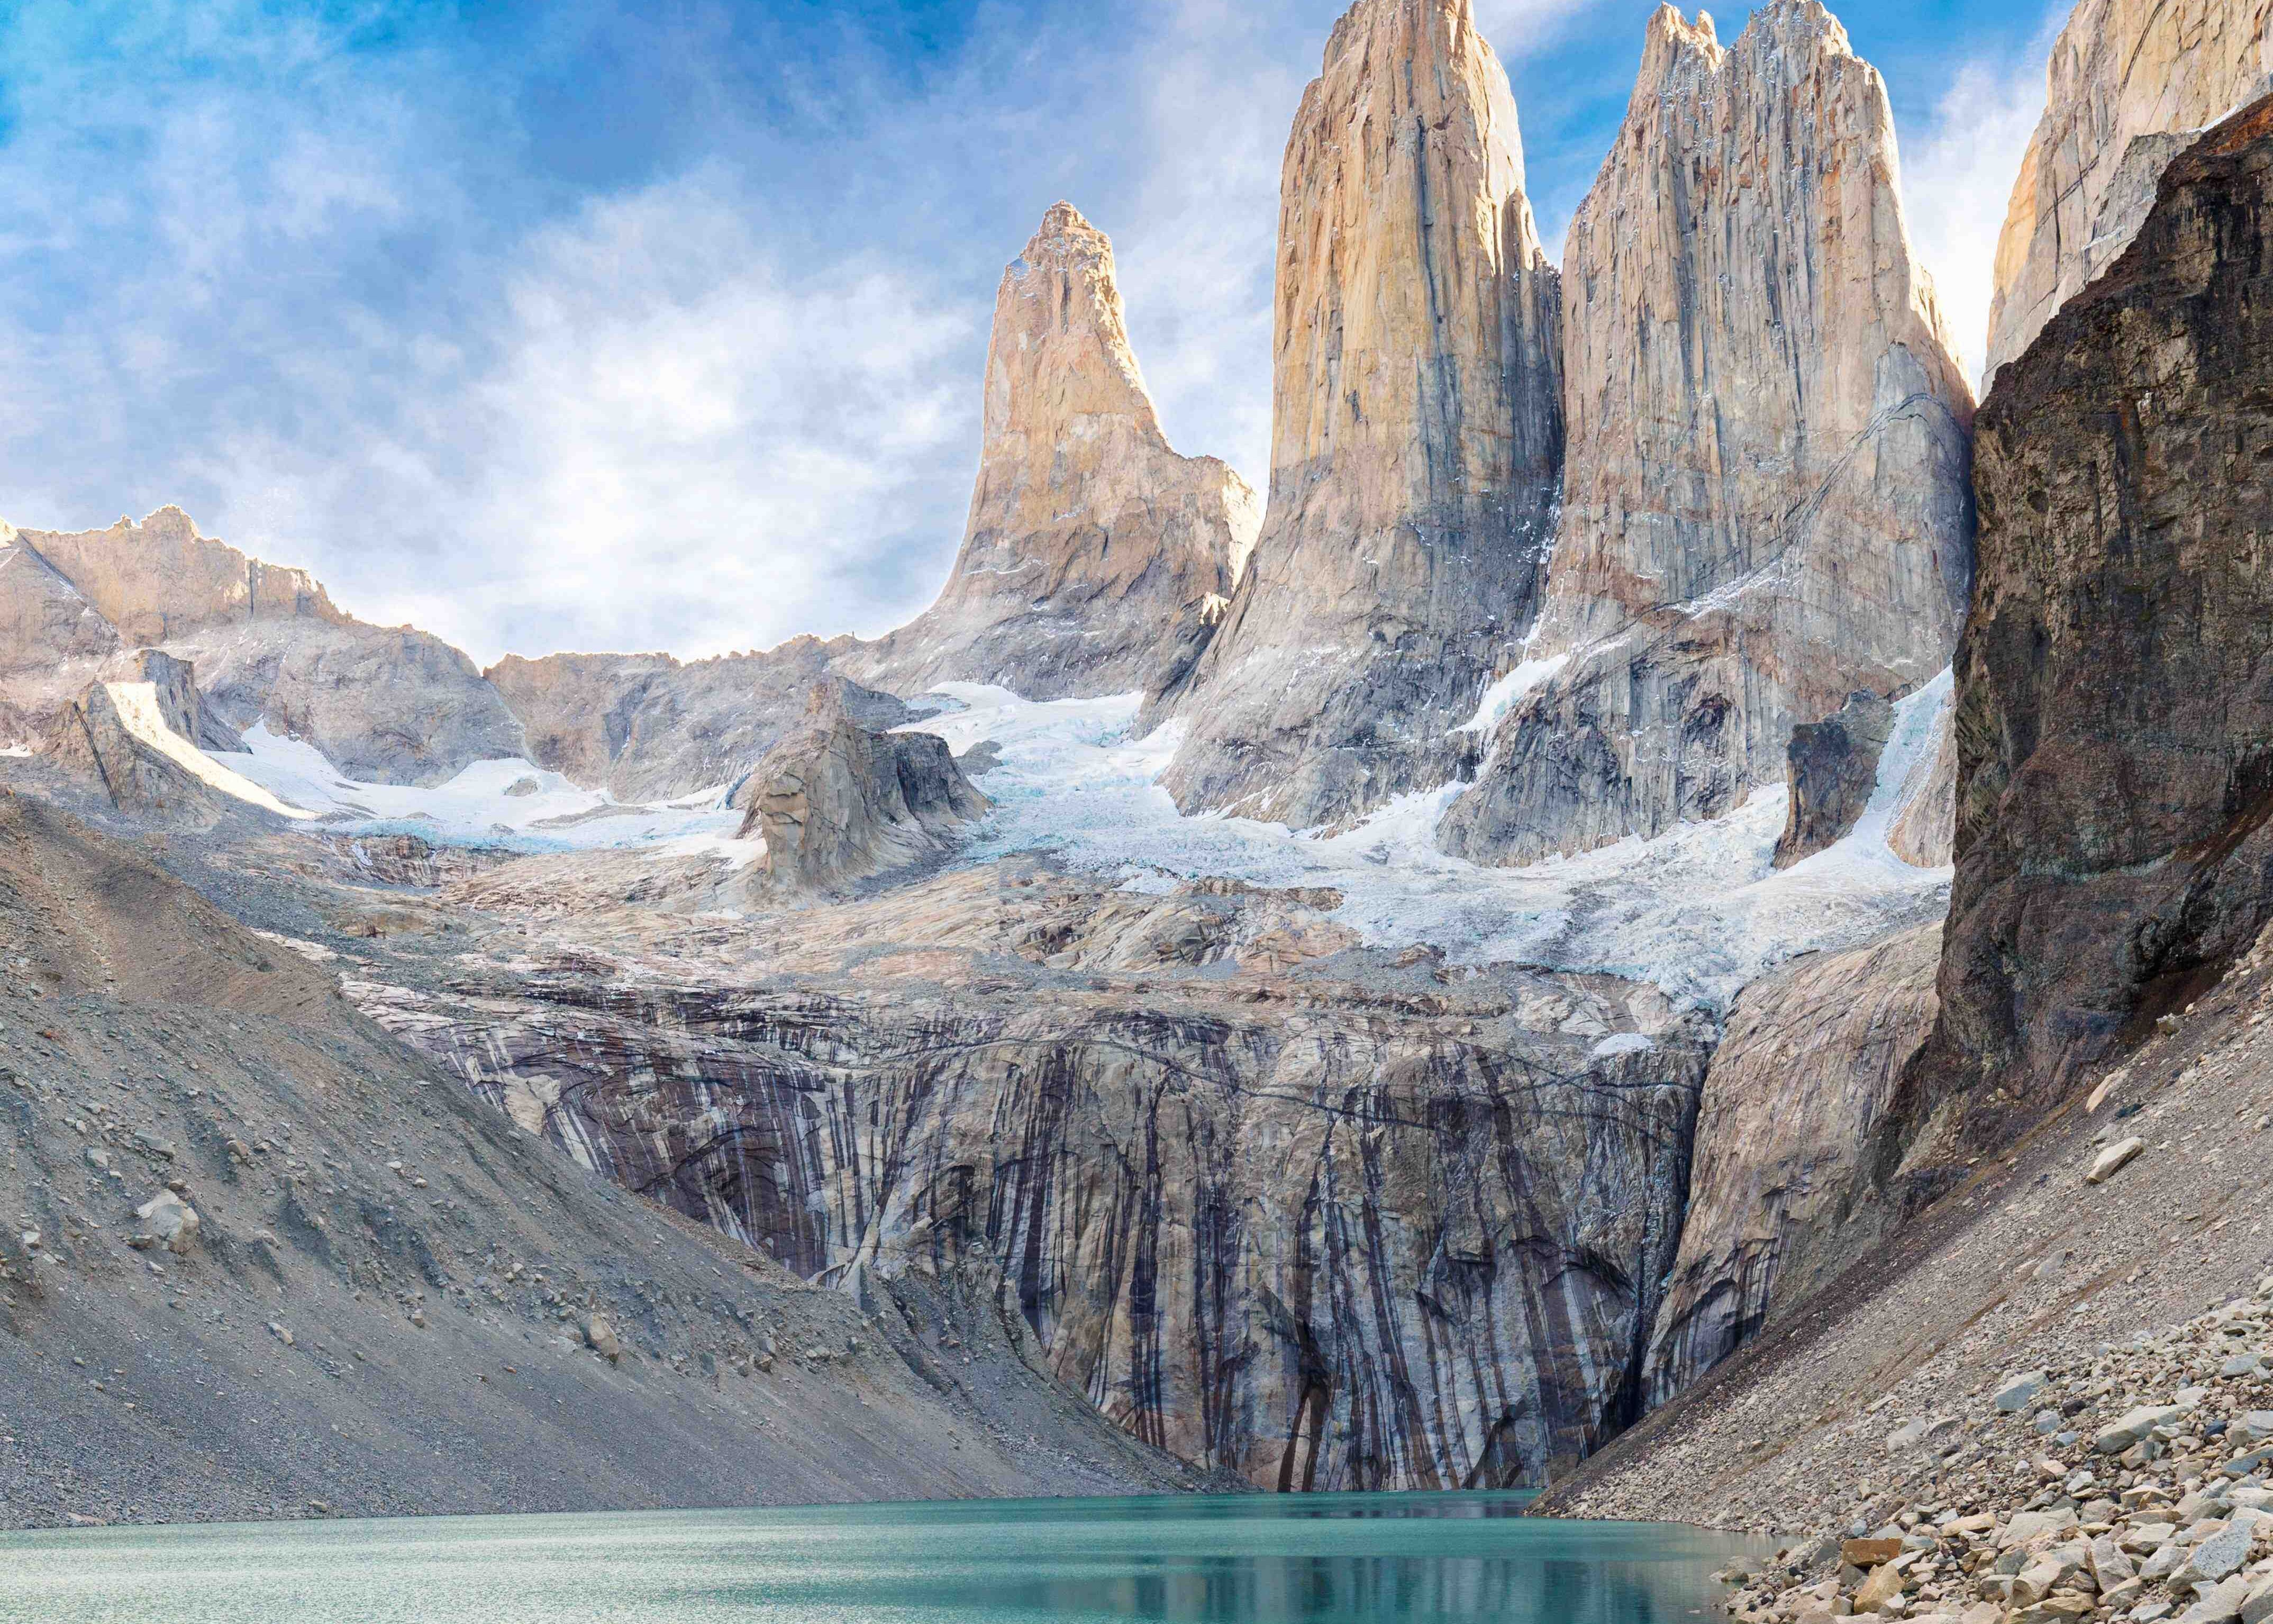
[0,0,2062,665]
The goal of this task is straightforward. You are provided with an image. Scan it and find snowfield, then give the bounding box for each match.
[196,669,1951,1011]
[904,674,1954,1010]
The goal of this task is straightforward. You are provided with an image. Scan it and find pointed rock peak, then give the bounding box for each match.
[1013,202,1112,278]
[1440,0,1970,867]
[832,201,1256,703]
[1646,4,1721,60]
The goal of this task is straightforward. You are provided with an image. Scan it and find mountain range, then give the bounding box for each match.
[4,0,2272,1544]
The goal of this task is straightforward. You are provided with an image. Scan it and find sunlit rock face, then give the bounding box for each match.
[735,683,988,895]
[1640,921,1940,1408]
[1439,2,1974,868]
[3,507,523,786]
[841,204,1257,705]
[1984,0,2273,383]
[367,859,1713,1492]
[1154,0,1564,831]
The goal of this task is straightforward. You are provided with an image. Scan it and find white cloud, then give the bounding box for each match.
[1894,21,2058,392]
[213,176,980,665]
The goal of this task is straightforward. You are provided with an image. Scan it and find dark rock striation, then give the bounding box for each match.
[356,858,1714,1492]
[0,794,1204,1530]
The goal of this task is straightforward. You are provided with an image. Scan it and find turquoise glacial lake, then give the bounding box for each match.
[0,1492,1749,1623]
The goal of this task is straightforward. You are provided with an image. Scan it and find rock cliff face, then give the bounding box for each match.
[738,686,989,894]
[1917,94,2273,1148]
[1639,922,1940,1408]
[1154,0,1564,829]
[840,205,1258,703]
[487,641,907,804]
[6,509,524,786]
[347,855,1713,1491]
[1984,0,2273,382]
[1440,3,1974,867]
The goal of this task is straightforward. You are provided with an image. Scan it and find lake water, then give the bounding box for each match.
[0,1492,1748,1623]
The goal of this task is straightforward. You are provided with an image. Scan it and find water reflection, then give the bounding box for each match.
[0,1491,1752,1624]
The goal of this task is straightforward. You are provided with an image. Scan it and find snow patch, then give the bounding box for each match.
[1458,655,1571,733]
[105,683,318,822]
[897,682,1953,1010]
[226,724,742,853]
[1590,1033,1657,1059]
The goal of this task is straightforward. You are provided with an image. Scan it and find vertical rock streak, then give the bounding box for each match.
[387,959,1707,1492]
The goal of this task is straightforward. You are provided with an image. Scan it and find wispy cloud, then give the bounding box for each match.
[1896,16,2057,389]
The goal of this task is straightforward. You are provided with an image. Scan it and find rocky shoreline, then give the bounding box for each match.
[1712,1286,2273,1624]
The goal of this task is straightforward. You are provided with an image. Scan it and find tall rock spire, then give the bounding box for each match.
[1152,0,1565,829]
[1439,1,1975,866]
[1984,0,2273,383]
[840,203,1258,702]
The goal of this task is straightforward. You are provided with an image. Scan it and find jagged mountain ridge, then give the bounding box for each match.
[1,509,525,788]
[1439,0,1974,869]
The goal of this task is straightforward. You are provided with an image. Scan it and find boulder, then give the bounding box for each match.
[133,1191,198,1256]
[2088,1139,2147,1185]
[1774,691,1899,868]
[738,685,989,895]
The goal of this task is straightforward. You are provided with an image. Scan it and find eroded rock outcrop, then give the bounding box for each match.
[738,685,988,894]
[354,857,1712,1491]
[0,525,122,746]
[7,509,524,786]
[1640,922,1940,1407]
[1914,94,2273,1148]
[1440,2,1973,867]
[1154,0,1564,829]
[1773,692,1897,869]
[1984,0,2273,382]
[840,205,1258,703]
[46,651,301,821]
[487,641,907,803]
